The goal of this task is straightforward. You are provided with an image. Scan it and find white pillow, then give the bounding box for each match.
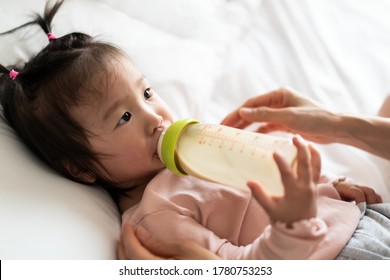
[0,0,124,260]
[0,121,120,259]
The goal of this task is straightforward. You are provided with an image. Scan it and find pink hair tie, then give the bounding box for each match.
[47,32,56,41]
[9,69,19,80]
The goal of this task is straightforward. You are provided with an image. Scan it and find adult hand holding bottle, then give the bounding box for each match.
[222,87,390,160]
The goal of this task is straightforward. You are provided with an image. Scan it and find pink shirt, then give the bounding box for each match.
[122,169,361,259]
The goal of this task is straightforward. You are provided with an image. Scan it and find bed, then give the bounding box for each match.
[1,0,390,259]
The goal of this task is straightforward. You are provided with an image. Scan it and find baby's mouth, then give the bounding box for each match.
[153,120,172,161]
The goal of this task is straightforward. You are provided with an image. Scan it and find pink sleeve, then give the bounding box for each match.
[136,211,327,260]
[239,218,327,259]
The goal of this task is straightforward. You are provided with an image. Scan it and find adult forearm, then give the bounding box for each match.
[336,114,390,160]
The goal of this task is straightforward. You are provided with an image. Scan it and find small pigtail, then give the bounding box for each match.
[0,0,64,41]
[0,21,36,36]
[35,0,64,40]
[0,65,20,81]
[0,64,23,126]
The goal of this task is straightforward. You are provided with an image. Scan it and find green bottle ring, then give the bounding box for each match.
[161,118,200,176]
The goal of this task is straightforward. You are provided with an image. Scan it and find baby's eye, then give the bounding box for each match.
[144,88,153,100]
[118,112,132,126]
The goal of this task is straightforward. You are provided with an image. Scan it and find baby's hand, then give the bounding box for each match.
[247,136,317,227]
[332,178,383,204]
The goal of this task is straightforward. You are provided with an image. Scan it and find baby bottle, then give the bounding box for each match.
[157,119,298,196]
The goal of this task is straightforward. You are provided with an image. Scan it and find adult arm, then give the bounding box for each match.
[222,87,390,160]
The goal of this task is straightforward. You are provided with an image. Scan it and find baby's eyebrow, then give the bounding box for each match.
[136,74,147,89]
[102,75,147,122]
[103,96,127,122]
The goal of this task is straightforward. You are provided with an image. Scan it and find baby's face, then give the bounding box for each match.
[73,57,174,189]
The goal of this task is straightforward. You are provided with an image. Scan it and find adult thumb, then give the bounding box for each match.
[136,227,220,260]
[135,226,176,257]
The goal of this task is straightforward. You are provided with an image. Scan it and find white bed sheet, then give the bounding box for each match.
[1,0,390,259]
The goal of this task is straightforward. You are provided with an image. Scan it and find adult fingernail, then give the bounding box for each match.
[239,108,252,115]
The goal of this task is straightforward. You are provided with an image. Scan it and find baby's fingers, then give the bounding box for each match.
[343,185,382,204]
[293,136,312,187]
[247,181,275,213]
[359,186,383,204]
[308,143,321,183]
[273,151,296,195]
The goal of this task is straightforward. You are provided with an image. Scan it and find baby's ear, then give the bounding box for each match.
[64,163,96,184]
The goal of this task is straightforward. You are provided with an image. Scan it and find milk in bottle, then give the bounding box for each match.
[157,119,298,195]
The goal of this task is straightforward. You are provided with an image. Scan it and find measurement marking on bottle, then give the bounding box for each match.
[198,126,287,152]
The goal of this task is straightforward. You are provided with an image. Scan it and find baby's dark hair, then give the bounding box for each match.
[0,0,128,200]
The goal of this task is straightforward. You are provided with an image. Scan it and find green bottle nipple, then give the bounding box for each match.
[158,118,200,176]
